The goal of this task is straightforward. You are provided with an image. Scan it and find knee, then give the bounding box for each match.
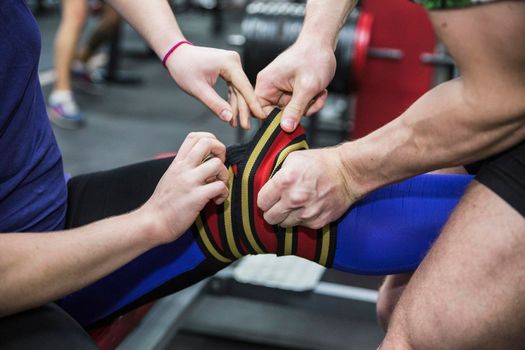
[380,329,414,350]
[379,302,418,350]
[376,283,396,331]
[376,274,412,331]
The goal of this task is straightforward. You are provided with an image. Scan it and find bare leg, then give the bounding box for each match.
[49,0,88,128]
[53,0,87,92]
[382,181,525,349]
[376,167,467,332]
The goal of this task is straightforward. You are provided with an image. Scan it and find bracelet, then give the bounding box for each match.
[162,40,193,68]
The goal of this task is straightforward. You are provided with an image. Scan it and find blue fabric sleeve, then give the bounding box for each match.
[333,174,472,274]
[57,231,207,326]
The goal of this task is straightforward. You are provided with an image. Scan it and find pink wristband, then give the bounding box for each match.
[162,40,193,68]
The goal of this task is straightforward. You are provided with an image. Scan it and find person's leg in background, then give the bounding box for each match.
[75,3,121,81]
[48,0,87,129]
[381,181,525,349]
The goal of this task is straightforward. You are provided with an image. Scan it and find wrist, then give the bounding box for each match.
[152,32,186,60]
[296,29,337,53]
[297,0,356,51]
[162,40,193,68]
[130,206,167,247]
[336,140,389,199]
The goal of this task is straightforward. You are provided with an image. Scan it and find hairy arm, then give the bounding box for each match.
[257,1,525,229]
[341,2,525,197]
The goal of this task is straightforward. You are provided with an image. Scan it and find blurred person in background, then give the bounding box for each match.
[48,0,121,129]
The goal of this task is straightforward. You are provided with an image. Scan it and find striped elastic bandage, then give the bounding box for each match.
[191,108,337,266]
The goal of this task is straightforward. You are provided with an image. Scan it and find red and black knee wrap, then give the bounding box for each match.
[191,108,337,267]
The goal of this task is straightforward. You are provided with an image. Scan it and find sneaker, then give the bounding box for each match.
[71,61,104,95]
[48,90,86,129]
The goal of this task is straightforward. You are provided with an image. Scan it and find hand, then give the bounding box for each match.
[165,45,265,129]
[141,132,229,243]
[255,41,336,132]
[257,146,359,229]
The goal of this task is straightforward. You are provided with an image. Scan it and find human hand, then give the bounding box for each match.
[165,45,265,129]
[141,132,229,243]
[255,41,336,132]
[257,146,360,229]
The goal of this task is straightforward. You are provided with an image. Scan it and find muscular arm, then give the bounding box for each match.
[341,2,525,197]
[257,1,525,229]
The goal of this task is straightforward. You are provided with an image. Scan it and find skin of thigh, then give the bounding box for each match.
[376,167,467,331]
[381,180,525,350]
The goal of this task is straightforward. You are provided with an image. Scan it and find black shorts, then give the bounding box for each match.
[465,139,525,217]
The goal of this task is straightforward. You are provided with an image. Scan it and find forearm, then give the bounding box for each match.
[297,0,357,50]
[341,77,525,197]
[106,0,184,59]
[0,209,159,316]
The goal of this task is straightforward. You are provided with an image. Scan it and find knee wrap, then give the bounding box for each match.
[193,108,337,266]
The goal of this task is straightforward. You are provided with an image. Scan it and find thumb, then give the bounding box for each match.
[281,84,318,132]
[194,83,233,122]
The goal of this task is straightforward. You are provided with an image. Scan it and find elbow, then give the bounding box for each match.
[0,272,34,317]
[0,286,20,317]
[0,296,18,318]
[0,294,37,318]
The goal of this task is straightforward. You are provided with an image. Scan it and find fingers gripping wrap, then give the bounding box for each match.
[192,108,337,266]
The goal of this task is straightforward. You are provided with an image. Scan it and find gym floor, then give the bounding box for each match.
[34,5,384,349]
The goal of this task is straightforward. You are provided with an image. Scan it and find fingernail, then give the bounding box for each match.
[281,118,295,131]
[220,109,232,121]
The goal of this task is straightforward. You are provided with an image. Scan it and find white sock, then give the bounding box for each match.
[72,60,88,74]
[49,90,79,115]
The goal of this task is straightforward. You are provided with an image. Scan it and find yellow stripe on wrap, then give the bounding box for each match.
[284,227,293,256]
[224,166,242,258]
[270,140,309,178]
[241,112,282,254]
[195,215,232,264]
[318,225,331,266]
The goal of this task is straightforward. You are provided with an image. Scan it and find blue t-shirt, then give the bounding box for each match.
[0,0,67,232]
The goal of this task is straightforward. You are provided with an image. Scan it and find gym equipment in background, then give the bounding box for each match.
[233,1,403,146]
[233,0,453,145]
